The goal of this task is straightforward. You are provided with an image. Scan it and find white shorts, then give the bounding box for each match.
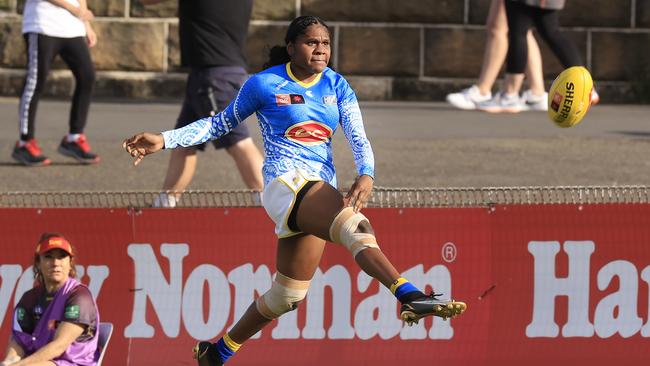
[262,168,321,238]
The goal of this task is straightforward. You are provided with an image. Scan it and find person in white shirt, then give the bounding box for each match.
[13,0,100,167]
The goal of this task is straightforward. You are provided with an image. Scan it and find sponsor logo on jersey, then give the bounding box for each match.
[306,90,314,97]
[285,121,333,145]
[290,94,305,104]
[323,95,337,104]
[64,304,80,319]
[276,94,290,106]
[16,307,25,321]
[275,80,289,90]
[276,94,306,106]
[49,238,63,246]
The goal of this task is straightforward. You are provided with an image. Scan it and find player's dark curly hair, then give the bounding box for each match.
[264,15,331,69]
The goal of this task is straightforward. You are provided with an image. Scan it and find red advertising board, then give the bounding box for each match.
[1,205,649,365]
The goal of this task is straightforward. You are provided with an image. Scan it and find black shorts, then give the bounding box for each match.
[175,66,251,150]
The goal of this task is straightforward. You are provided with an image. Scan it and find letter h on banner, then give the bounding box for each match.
[526,241,595,338]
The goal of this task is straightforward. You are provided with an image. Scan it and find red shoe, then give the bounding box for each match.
[12,139,51,167]
[58,134,100,164]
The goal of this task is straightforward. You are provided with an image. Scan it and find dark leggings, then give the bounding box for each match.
[505,0,583,74]
[19,33,95,140]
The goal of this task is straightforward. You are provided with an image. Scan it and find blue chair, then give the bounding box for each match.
[96,322,114,366]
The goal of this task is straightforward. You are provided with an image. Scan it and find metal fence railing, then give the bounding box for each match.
[1,186,649,208]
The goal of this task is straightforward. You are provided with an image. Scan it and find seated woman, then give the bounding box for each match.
[1,233,99,366]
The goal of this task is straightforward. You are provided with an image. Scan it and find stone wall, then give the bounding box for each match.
[0,0,649,102]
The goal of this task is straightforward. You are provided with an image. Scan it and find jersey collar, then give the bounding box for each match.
[286,62,323,88]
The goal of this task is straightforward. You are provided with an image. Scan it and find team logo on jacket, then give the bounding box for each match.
[285,121,333,145]
[276,94,305,106]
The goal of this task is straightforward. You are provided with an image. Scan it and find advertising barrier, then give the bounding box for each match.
[1,205,649,365]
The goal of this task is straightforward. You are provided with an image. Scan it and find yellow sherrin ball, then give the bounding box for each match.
[547,66,594,128]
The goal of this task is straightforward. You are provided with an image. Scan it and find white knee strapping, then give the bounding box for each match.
[329,207,380,257]
[256,272,310,320]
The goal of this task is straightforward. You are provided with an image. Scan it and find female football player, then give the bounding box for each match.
[123,15,466,366]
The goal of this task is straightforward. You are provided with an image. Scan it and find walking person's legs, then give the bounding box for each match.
[59,37,95,136]
[158,134,263,208]
[57,36,99,164]
[524,32,545,96]
[532,9,582,69]
[531,8,601,104]
[448,0,546,111]
[155,67,263,207]
[475,0,509,96]
[205,67,263,191]
[521,31,548,110]
[478,1,550,113]
[225,138,264,190]
[447,0,506,109]
[13,33,57,166]
[156,147,199,206]
[498,0,533,105]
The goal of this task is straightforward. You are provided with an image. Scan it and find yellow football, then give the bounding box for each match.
[547,66,594,128]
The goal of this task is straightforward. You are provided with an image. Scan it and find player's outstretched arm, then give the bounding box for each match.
[122,132,164,166]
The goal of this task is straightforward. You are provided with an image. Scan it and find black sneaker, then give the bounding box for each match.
[193,341,222,366]
[57,134,100,164]
[12,139,51,167]
[400,292,467,325]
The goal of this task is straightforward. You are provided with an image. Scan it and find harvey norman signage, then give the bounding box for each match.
[0,205,649,365]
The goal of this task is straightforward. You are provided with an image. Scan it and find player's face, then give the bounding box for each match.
[39,249,72,287]
[288,24,331,79]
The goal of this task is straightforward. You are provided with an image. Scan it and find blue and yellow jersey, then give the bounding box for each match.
[162,62,374,187]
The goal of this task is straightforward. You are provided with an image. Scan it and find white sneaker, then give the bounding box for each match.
[477,92,525,113]
[446,85,492,110]
[522,90,548,111]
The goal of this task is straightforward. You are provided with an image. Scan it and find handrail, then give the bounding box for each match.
[1,186,648,208]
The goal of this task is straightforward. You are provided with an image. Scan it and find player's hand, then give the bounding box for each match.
[344,175,373,212]
[122,132,164,166]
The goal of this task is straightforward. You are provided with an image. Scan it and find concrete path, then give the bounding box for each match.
[1,98,649,192]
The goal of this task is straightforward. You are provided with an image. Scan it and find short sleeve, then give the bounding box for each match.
[63,286,97,338]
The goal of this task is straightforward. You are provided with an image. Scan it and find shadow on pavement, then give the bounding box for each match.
[610,130,650,138]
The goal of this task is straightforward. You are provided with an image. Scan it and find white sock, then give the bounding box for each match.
[152,193,178,208]
[252,191,263,206]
